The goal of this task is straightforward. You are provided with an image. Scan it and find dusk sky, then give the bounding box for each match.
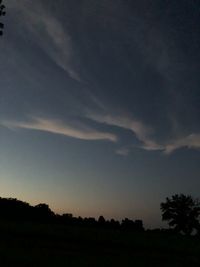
[0,0,200,227]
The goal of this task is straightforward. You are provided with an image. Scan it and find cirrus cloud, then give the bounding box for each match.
[7,0,79,80]
[1,117,118,143]
[86,112,163,151]
[164,134,200,154]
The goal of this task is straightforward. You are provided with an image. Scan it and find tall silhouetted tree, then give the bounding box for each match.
[98,215,106,225]
[34,203,55,221]
[0,0,6,35]
[161,194,200,235]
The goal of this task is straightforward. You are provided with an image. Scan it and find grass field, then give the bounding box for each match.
[0,220,200,267]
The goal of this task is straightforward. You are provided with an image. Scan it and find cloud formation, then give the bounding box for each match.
[164,134,200,154]
[7,0,79,80]
[2,113,200,155]
[116,147,130,156]
[2,117,117,143]
[86,109,200,154]
[86,112,163,151]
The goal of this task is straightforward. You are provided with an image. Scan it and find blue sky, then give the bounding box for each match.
[0,0,200,227]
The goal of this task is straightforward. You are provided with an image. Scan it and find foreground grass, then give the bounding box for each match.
[0,220,200,266]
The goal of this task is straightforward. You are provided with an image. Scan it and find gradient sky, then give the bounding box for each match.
[0,0,200,227]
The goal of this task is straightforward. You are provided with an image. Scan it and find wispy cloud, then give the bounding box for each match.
[116,147,130,156]
[86,112,163,151]
[2,114,200,155]
[164,134,200,154]
[2,117,117,142]
[86,109,200,154]
[7,0,79,80]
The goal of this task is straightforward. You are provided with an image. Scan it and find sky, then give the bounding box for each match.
[0,0,200,227]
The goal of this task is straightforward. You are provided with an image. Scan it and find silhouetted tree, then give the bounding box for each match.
[109,218,120,229]
[60,213,74,224]
[84,217,97,227]
[121,218,134,229]
[34,203,55,221]
[98,215,106,224]
[0,0,6,35]
[134,220,144,232]
[121,218,144,231]
[161,194,200,235]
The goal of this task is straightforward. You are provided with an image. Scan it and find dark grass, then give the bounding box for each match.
[0,220,200,266]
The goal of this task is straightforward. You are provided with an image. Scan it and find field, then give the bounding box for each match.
[0,220,200,267]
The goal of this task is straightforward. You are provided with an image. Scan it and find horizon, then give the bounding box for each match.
[0,194,165,229]
[1,0,200,228]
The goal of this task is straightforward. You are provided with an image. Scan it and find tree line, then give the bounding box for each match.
[0,197,144,232]
[1,194,200,235]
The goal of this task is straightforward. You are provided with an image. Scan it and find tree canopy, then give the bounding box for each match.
[0,0,6,36]
[161,194,200,235]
